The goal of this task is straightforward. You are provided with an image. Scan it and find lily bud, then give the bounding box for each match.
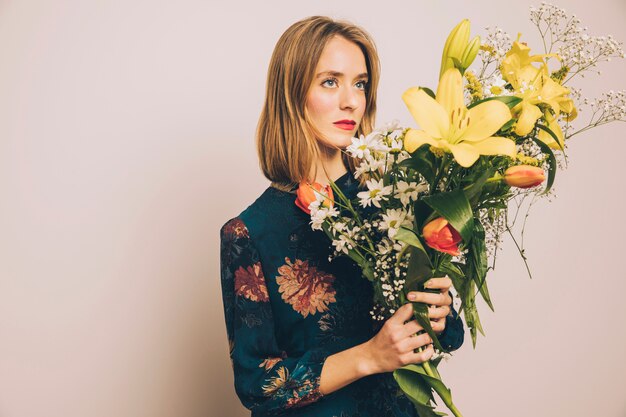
[295,181,334,215]
[439,19,471,79]
[422,217,462,256]
[461,36,481,69]
[504,165,545,188]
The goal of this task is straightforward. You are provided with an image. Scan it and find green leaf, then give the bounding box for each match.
[531,135,558,194]
[463,166,494,203]
[394,365,453,417]
[399,364,455,405]
[403,244,443,351]
[395,227,427,253]
[393,367,434,405]
[421,87,436,99]
[467,95,522,109]
[498,118,515,133]
[411,300,444,352]
[467,221,493,311]
[451,57,465,74]
[400,143,437,184]
[405,246,433,291]
[413,200,434,231]
[536,124,564,151]
[422,189,475,245]
[437,259,466,311]
[460,280,485,348]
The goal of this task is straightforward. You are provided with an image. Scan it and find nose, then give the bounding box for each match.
[339,85,361,111]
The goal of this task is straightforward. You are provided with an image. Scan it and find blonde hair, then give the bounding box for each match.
[256,16,380,191]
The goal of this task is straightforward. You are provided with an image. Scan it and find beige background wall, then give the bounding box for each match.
[1,0,624,416]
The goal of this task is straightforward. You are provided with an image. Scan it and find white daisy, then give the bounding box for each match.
[395,181,427,207]
[357,178,394,208]
[309,206,339,231]
[378,208,413,239]
[388,138,403,154]
[346,131,387,160]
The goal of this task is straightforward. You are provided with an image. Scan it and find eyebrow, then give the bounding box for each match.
[316,70,369,79]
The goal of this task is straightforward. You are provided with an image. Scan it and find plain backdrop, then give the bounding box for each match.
[1,1,625,416]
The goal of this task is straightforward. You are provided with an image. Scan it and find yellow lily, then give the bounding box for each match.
[500,35,576,141]
[500,35,552,80]
[508,64,577,138]
[402,68,515,168]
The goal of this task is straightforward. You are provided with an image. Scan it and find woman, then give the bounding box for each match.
[220,16,464,416]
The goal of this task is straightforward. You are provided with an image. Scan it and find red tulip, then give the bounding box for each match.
[504,165,545,188]
[295,181,334,215]
[423,217,462,256]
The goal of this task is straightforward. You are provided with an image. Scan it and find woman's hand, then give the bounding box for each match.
[407,276,453,335]
[360,303,434,375]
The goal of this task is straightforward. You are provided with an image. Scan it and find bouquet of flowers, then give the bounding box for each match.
[298,3,624,416]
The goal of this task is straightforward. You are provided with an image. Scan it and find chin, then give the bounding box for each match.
[333,133,356,149]
[317,131,357,150]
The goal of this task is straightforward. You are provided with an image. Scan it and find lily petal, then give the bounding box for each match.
[404,129,439,153]
[514,102,543,136]
[461,100,512,142]
[402,87,449,139]
[436,69,465,115]
[447,142,480,168]
[470,136,517,157]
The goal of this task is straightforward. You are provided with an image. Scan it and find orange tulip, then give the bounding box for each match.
[295,181,334,215]
[423,217,462,256]
[504,165,545,188]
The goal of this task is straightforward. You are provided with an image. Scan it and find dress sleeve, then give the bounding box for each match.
[220,218,329,412]
[437,291,464,352]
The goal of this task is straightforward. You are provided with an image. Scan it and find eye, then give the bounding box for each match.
[321,77,338,88]
[356,80,369,90]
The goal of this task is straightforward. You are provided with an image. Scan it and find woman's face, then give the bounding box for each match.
[306,36,368,150]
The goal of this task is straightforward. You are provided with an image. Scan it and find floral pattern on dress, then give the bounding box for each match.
[222,217,249,239]
[261,364,324,408]
[235,262,270,302]
[259,351,288,371]
[276,257,336,318]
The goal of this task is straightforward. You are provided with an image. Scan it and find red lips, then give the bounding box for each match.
[334,120,356,130]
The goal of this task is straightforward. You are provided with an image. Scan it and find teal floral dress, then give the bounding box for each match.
[220,172,464,416]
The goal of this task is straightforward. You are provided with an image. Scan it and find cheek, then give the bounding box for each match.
[306,91,335,121]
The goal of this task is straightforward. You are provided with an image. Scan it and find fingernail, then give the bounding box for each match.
[407,293,417,301]
[424,280,432,288]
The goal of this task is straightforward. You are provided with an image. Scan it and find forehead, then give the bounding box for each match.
[315,36,367,75]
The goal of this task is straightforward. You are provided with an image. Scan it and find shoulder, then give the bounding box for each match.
[220,186,300,241]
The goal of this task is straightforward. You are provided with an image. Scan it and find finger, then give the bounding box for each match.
[403,345,434,365]
[388,303,415,325]
[399,332,432,352]
[424,276,452,290]
[430,319,446,333]
[427,305,451,319]
[407,291,452,306]
[402,319,424,337]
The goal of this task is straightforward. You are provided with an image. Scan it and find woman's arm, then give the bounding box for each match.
[319,276,463,395]
[220,218,329,412]
[319,302,433,394]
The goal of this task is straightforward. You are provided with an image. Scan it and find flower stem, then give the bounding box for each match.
[416,356,464,417]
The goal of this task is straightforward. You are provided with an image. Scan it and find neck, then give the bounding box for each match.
[311,147,348,186]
